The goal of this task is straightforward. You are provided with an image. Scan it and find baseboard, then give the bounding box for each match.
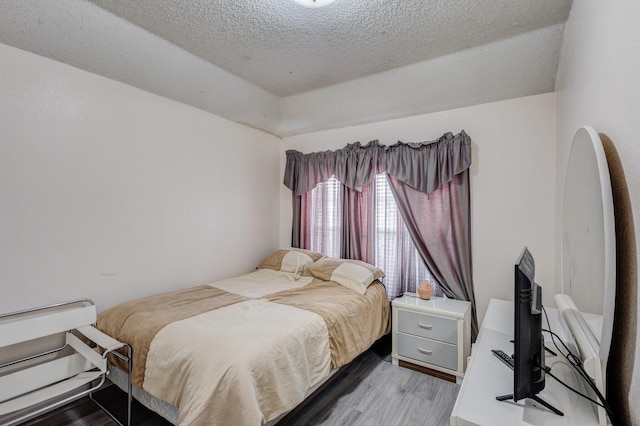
[398,360,457,383]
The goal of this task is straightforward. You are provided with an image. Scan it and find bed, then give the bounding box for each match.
[96,249,390,425]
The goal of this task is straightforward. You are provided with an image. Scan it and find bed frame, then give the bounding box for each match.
[106,358,350,425]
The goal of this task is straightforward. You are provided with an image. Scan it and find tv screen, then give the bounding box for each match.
[496,247,562,416]
[513,246,545,401]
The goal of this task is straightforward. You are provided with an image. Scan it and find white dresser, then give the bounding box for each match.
[391,295,471,382]
[450,299,602,425]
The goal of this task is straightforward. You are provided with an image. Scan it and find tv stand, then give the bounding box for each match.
[450,299,605,425]
[495,393,564,417]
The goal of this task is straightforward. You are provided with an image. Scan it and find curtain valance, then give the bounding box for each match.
[284,130,471,196]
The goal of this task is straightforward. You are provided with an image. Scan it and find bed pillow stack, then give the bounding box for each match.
[307,258,385,294]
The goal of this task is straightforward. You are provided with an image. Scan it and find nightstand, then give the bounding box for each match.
[391,295,471,383]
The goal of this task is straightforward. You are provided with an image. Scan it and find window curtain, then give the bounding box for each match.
[284,131,477,339]
[373,173,437,299]
[303,174,436,299]
[387,172,477,339]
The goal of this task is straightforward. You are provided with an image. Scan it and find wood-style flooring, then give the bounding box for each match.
[24,336,460,425]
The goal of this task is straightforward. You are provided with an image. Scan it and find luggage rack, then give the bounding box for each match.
[0,299,132,426]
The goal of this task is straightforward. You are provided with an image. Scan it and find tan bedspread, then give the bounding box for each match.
[97,285,249,387]
[144,299,330,425]
[266,278,390,368]
[97,271,390,425]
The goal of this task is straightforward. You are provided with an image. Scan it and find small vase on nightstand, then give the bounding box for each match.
[417,281,434,299]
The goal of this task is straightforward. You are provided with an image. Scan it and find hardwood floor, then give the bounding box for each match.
[280,344,460,426]
[25,337,460,425]
[25,385,172,426]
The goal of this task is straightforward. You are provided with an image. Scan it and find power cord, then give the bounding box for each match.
[540,306,613,421]
[541,363,608,409]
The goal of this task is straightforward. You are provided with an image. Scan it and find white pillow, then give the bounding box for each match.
[307,258,385,294]
[281,250,314,273]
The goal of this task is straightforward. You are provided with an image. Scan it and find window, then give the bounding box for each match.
[305,174,439,299]
[306,177,342,258]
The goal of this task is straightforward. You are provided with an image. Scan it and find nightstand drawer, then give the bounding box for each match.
[397,333,458,371]
[397,309,457,344]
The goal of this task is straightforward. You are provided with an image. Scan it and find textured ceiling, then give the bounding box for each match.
[88,0,571,96]
[0,0,573,136]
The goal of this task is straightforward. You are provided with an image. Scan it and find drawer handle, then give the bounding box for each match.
[418,322,433,330]
[418,347,433,355]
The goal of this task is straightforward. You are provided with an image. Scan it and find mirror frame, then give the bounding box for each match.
[556,126,616,423]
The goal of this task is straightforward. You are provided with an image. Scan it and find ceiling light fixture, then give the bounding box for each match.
[292,0,336,8]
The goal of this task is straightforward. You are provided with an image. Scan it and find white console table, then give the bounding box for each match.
[450,299,603,425]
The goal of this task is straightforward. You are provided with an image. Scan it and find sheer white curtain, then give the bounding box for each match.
[304,174,439,299]
[305,177,342,258]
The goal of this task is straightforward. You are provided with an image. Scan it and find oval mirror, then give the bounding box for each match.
[556,126,616,402]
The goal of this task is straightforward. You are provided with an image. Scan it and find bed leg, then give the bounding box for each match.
[126,343,132,426]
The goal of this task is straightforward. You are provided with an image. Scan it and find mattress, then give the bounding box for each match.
[97,269,390,425]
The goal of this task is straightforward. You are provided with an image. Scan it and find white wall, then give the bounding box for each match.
[555,1,640,422]
[280,93,557,325]
[0,43,282,313]
[0,0,280,135]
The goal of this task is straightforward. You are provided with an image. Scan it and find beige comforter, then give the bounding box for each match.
[97,269,389,425]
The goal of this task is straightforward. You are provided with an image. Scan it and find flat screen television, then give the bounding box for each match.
[497,247,562,416]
